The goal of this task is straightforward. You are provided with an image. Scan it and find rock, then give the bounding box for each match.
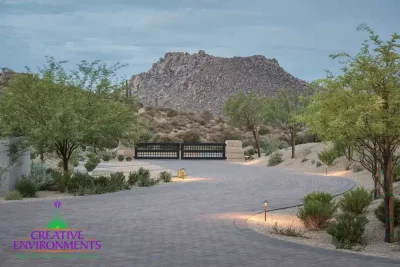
[130,51,307,114]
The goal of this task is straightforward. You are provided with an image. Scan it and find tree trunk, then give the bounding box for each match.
[62,155,69,172]
[40,151,44,162]
[383,155,394,243]
[290,129,295,159]
[252,129,261,157]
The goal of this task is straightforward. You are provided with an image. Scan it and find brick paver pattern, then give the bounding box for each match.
[0,160,399,267]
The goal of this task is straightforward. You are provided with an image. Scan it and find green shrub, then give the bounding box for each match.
[117,155,124,161]
[138,131,153,143]
[182,130,201,143]
[5,190,23,200]
[94,176,109,187]
[52,171,70,193]
[158,135,181,143]
[272,222,305,238]
[303,192,334,205]
[67,172,95,194]
[57,160,64,169]
[297,200,337,230]
[339,187,372,214]
[159,171,172,183]
[394,164,400,182]
[316,161,322,167]
[374,198,400,226]
[138,174,159,187]
[260,137,280,156]
[352,164,364,173]
[318,145,338,166]
[109,172,126,191]
[30,151,37,160]
[247,148,256,155]
[126,156,133,161]
[258,126,270,135]
[128,172,140,185]
[84,161,98,172]
[86,152,96,160]
[102,154,111,161]
[267,152,283,166]
[327,212,368,249]
[27,162,53,190]
[278,140,289,149]
[15,178,37,197]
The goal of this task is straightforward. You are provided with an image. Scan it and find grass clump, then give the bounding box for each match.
[5,190,23,200]
[339,187,372,214]
[303,191,333,205]
[272,221,306,238]
[159,171,172,183]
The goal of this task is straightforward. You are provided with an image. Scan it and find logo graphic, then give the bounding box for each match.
[14,200,101,259]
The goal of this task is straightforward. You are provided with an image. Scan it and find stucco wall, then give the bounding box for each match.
[0,137,31,192]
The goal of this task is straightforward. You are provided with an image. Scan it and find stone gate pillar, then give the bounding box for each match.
[225,140,244,161]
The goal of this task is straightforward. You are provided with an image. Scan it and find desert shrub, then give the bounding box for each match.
[57,160,64,169]
[182,130,201,143]
[52,171,70,193]
[145,106,156,111]
[374,198,400,226]
[303,192,333,204]
[247,148,256,155]
[352,164,364,173]
[222,129,243,141]
[166,109,178,117]
[84,157,100,172]
[268,152,283,167]
[158,135,181,143]
[258,126,270,135]
[242,138,253,148]
[128,172,140,185]
[297,200,337,230]
[94,176,109,187]
[27,162,53,190]
[316,161,322,167]
[159,171,172,182]
[214,117,225,124]
[117,155,124,162]
[301,158,308,163]
[396,228,400,244]
[339,187,372,214]
[272,222,305,238]
[393,164,400,182]
[5,190,23,200]
[15,178,37,197]
[108,172,127,191]
[138,176,159,187]
[327,212,368,249]
[30,151,37,160]
[318,145,338,166]
[278,140,289,149]
[102,154,111,161]
[67,172,95,194]
[200,110,213,121]
[126,156,132,161]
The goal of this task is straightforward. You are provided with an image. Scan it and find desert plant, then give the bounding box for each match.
[301,158,308,163]
[86,152,96,160]
[159,171,172,183]
[260,136,280,156]
[166,109,178,117]
[117,155,124,161]
[126,156,133,161]
[102,154,111,161]
[247,148,256,156]
[128,172,140,185]
[297,200,337,230]
[327,212,368,249]
[52,171,70,193]
[374,198,400,226]
[318,145,339,174]
[30,151,37,160]
[303,192,334,205]
[15,178,37,198]
[138,176,158,187]
[5,190,23,200]
[316,161,322,167]
[67,172,95,194]
[339,187,372,214]
[84,161,98,172]
[267,152,283,167]
[27,162,54,190]
[109,172,126,191]
[272,221,305,238]
[182,130,201,143]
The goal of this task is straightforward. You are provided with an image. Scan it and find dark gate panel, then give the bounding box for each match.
[134,143,180,159]
[181,143,226,160]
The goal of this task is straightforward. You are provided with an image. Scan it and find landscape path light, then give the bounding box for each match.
[264,200,268,222]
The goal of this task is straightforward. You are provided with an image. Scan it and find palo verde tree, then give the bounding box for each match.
[0,58,141,171]
[264,88,307,159]
[303,25,400,243]
[223,92,265,157]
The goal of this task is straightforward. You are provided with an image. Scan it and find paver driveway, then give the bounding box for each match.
[0,160,399,267]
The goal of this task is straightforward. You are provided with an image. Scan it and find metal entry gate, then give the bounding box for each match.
[134,143,180,159]
[181,143,226,159]
[134,143,226,160]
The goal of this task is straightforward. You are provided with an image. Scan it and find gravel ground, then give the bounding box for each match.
[246,142,400,259]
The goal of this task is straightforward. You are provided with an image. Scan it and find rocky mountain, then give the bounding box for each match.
[130,50,308,114]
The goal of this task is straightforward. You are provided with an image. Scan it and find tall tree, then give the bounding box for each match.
[264,88,306,159]
[223,93,265,157]
[0,58,141,171]
[303,25,400,242]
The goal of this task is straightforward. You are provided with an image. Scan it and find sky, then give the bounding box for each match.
[0,0,399,82]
